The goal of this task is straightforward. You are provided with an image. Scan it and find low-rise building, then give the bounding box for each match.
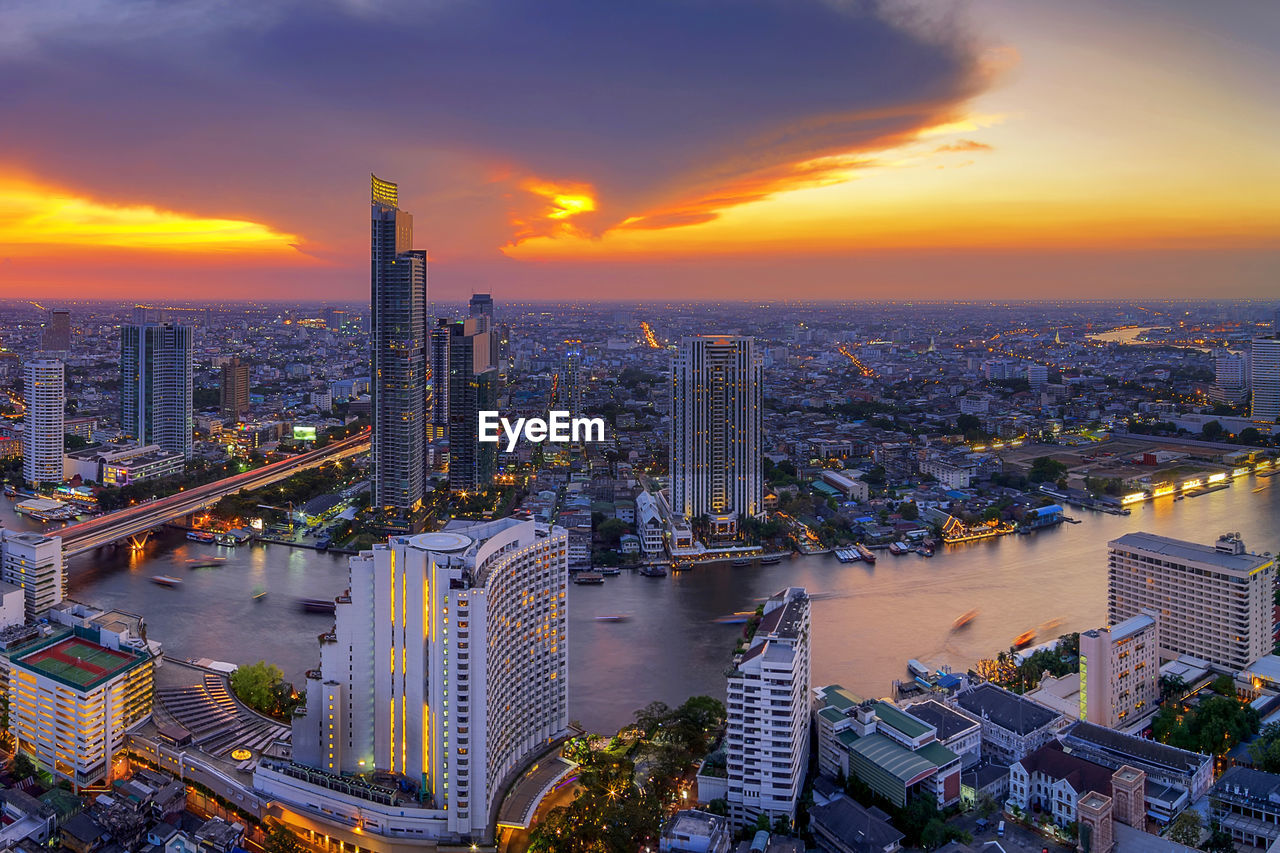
[636,492,666,556]
[1210,766,1280,849]
[901,699,982,769]
[952,683,1065,766]
[1008,743,1114,827]
[64,443,185,486]
[660,809,732,853]
[809,794,903,853]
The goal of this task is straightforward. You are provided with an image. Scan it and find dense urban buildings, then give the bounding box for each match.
[219,355,250,420]
[1108,532,1275,671]
[21,357,64,487]
[369,174,428,519]
[671,335,763,538]
[446,318,497,494]
[120,307,194,458]
[726,586,810,829]
[283,518,568,843]
[1079,612,1160,728]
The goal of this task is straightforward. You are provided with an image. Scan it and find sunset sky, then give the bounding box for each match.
[1,0,1277,302]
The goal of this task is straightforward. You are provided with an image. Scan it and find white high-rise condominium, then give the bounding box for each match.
[282,518,568,843]
[22,358,64,487]
[0,530,65,619]
[671,335,762,538]
[1108,532,1275,672]
[726,587,810,829]
[1251,338,1280,422]
[121,307,193,458]
[1211,348,1249,405]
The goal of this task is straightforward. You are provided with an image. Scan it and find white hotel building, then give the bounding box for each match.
[268,518,569,845]
[726,587,810,829]
[22,358,64,487]
[1108,532,1275,672]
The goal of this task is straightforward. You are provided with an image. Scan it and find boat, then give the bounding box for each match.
[888,542,910,555]
[252,587,268,601]
[1259,470,1277,479]
[731,557,753,567]
[1013,630,1036,648]
[834,548,860,563]
[298,598,337,614]
[599,567,621,576]
[915,546,934,557]
[1040,618,1064,635]
[639,565,668,577]
[151,575,183,587]
[670,561,692,572]
[183,557,227,568]
[593,614,629,623]
[952,610,978,630]
[187,531,216,543]
[713,614,749,625]
[856,544,876,563]
[907,659,930,679]
[759,554,783,565]
[573,572,605,585]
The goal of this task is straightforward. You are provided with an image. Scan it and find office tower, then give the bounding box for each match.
[1025,363,1048,389]
[468,293,493,322]
[8,628,154,788]
[287,519,568,841]
[323,307,350,331]
[121,307,194,458]
[370,174,428,516]
[554,350,583,415]
[1252,338,1280,422]
[1211,348,1249,405]
[1080,612,1159,728]
[726,587,810,830]
[41,308,71,352]
[0,530,65,619]
[670,335,763,537]
[219,356,250,421]
[428,318,451,441]
[1108,532,1275,671]
[447,319,497,493]
[22,358,64,487]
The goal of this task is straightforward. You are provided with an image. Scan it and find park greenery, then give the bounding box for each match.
[229,661,299,720]
[528,696,726,853]
[1153,675,1258,756]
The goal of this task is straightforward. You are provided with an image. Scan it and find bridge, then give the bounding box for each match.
[56,429,370,558]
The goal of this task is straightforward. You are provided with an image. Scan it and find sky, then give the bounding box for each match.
[1,0,1277,302]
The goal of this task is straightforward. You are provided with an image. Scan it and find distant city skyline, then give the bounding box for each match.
[0,1,1276,301]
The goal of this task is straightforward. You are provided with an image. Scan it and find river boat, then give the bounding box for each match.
[183,557,227,568]
[298,598,336,613]
[888,542,910,555]
[639,565,668,577]
[952,610,978,630]
[593,615,629,622]
[187,531,216,543]
[573,572,605,585]
[856,544,876,563]
[834,548,861,563]
[151,575,183,587]
[732,557,753,567]
[1013,630,1036,648]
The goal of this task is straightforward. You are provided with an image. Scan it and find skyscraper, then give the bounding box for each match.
[554,349,583,416]
[1251,338,1280,423]
[1211,348,1249,405]
[726,586,810,829]
[121,307,194,458]
[370,175,428,517]
[468,293,493,322]
[22,358,64,487]
[285,518,569,841]
[671,335,763,537]
[447,319,497,493]
[220,356,250,421]
[41,308,71,352]
[428,318,451,441]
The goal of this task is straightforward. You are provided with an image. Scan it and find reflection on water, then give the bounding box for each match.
[7,476,1278,734]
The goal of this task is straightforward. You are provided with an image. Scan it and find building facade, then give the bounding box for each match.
[220,356,250,421]
[1107,532,1275,672]
[1080,612,1160,729]
[727,587,810,829]
[670,336,762,538]
[0,530,65,619]
[41,308,72,352]
[370,174,428,518]
[287,518,568,842]
[22,358,64,487]
[428,318,451,442]
[446,319,497,494]
[1251,338,1280,423]
[121,308,193,458]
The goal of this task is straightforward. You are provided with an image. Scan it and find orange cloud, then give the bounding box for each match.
[933,139,993,153]
[0,174,302,255]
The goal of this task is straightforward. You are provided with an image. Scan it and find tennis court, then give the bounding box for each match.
[19,637,137,689]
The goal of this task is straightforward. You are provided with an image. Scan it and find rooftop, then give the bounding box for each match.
[14,635,147,691]
[954,683,1061,735]
[1062,720,1210,776]
[810,794,905,853]
[1016,743,1113,797]
[873,701,933,741]
[1109,531,1271,575]
[904,699,980,739]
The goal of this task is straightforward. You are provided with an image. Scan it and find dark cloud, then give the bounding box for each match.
[0,0,986,260]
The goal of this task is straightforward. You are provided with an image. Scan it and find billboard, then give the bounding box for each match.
[293,425,318,441]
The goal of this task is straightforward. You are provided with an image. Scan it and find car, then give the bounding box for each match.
[997,820,1005,837]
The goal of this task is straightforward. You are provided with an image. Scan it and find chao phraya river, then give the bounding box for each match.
[5,475,1278,733]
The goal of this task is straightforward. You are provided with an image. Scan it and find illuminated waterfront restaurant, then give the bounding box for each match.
[267,518,569,845]
[8,630,154,788]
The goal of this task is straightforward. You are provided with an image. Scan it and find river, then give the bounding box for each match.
[7,475,1279,734]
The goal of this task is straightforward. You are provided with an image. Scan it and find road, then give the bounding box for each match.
[54,429,370,557]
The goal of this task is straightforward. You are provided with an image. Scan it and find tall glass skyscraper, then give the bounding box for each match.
[671,335,763,537]
[121,307,193,458]
[370,175,427,517]
[447,319,497,494]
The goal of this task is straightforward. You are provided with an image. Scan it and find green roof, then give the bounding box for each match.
[917,741,960,768]
[818,684,860,711]
[818,706,846,724]
[874,701,933,740]
[14,633,149,692]
[848,733,938,785]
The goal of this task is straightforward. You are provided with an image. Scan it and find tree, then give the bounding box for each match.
[1028,455,1068,483]
[1200,420,1225,441]
[229,661,297,718]
[264,825,303,853]
[956,414,982,435]
[1167,808,1202,847]
[1210,674,1237,697]
[771,814,791,836]
[1202,822,1236,853]
[10,753,37,781]
[1250,723,1280,772]
[898,501,919,521]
